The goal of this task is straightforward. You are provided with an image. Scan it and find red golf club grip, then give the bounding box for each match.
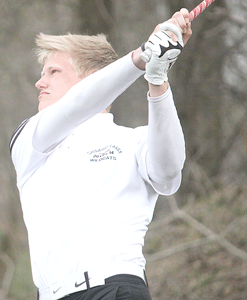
[189,0,216,22]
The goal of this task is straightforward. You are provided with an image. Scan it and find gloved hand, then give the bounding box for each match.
[142,23,184,85]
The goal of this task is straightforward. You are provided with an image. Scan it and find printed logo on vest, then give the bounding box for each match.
[87,145,122,162]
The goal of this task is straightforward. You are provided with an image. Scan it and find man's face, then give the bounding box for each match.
[35,52,83,111]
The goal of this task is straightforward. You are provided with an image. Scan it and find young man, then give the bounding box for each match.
[10,8,192,300]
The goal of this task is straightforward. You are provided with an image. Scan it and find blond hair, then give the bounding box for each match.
[35,33,119,77]
[35,33,119,112]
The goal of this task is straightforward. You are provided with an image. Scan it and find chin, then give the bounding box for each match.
[38,103,47,111]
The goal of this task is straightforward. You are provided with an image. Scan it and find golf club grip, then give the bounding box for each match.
[189,0,216,22]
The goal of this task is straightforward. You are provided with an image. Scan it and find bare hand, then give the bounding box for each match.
[152,8,192,45]
[132,8,192,71]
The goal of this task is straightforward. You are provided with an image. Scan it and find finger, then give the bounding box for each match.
[171,10,189,34]
[179,8,192,45]
[164,19,180,42]
[159,22,183,44]
[180,8,190,24]
[151,20,179,43]
[182,22,192,45]
[149,8,192,43]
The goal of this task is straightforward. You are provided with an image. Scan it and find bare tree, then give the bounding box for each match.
[1,0,247,299]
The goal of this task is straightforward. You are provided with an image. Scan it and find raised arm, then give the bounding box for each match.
[33,53,144,153]
[144,9,192,187]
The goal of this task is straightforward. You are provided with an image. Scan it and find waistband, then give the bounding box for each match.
[105,274,146,285]
[38,263,146,300]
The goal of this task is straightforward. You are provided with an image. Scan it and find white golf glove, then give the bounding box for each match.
[142,23,184,85]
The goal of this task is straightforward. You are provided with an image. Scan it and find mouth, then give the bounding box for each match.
[39,91,49,99]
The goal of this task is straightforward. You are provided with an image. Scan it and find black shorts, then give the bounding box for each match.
[60,274,152,300]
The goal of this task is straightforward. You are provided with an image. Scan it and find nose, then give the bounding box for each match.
[35,76,48,90]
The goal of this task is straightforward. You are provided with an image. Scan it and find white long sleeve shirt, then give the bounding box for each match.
[10,52,185,295]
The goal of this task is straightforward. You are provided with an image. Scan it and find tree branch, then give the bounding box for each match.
[147,196,247,262]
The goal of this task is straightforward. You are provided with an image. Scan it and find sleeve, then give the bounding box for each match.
[33,52,145,153]
[136,86,186,196]
[10,113,52,188]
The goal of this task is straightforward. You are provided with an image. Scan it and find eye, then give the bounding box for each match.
[51,69,58,74]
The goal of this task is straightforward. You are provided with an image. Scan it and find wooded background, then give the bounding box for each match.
[1,0,247,299]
